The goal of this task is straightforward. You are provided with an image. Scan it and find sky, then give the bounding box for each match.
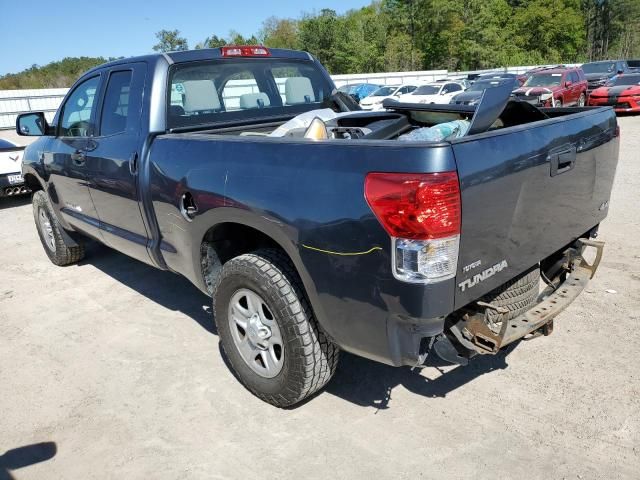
[0,0,371,76]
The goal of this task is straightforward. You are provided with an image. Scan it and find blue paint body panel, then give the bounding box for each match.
[20,50,620,366]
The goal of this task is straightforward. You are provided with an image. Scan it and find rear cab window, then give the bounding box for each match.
[167,58,333,130]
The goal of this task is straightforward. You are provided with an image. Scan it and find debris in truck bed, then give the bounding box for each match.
[398,119,470,142]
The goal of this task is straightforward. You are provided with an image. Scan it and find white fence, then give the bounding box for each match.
[0,64,577,130]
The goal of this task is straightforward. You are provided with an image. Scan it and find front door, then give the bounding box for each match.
[87,64,152,264]
[47,74,103,238]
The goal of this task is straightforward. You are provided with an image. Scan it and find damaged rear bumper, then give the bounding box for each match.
[450,238,604,355]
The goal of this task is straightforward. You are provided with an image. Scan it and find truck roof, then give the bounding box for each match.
[83,47,315,76]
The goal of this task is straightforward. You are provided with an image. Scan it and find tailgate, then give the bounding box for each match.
[452,108,619,308]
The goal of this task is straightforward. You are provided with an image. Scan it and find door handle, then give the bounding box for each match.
[129,152,138,175]
[71,150,86,165]
[549,146,576,176]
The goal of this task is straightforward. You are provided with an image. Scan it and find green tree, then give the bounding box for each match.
[195,35,227,49]
[511,0,585,63]
[298,9,345,73]
[260,17,300,49]
[228,30,259,45]
[152,29,189,52]
[0,57,113,89]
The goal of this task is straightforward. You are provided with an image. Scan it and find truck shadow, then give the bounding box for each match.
[0,195,30,210]
[81,242,516,408]
[323,345,517,409]
[80,242,216,335]
[0,442,57,480]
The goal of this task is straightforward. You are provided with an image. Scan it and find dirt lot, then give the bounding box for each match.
[1,116,639,480]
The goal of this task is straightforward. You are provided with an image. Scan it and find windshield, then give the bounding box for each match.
[524,73,563,87]
[608,74,640,86]
[168,58,333,130]
[413,85,440,95]
[582,62,616,74]
[371,86,398,96]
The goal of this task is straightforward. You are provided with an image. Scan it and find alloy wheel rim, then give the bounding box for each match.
[228,288,284,378]
[39,208,56,252]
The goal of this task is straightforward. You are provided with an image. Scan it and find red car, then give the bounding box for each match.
[511,67,588,107]
[588,73,640,113]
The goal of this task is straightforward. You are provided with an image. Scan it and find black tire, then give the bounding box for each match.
[32,190,85,266]
[212,249,339,407]
[554,98,562,107]
[481,266,540,326]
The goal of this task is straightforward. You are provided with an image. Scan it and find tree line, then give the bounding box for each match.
[2,0,639,89]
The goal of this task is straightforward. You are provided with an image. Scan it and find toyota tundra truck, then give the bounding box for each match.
[17,47,619,407]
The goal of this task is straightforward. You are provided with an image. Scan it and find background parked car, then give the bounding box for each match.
[511,67,588,107]
[451,77,520,105]
[587,73,640,113]
[518,65,565,86]
[359,84,417,110]
[336,83,381,102]
[0,138,29,198]
[397,82,465,104]
[582,60,630,94]
[627,59,640,72]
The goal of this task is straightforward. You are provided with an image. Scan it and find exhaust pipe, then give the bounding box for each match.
[20,187,28,194]
[6,188,12,196]
[13,187,21,195]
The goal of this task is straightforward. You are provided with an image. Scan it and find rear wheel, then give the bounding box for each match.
[213,249,339,407]
[32,190,85,266]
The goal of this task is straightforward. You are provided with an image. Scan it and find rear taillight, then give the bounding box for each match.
[365,172,461,283]
[221,46,270,57]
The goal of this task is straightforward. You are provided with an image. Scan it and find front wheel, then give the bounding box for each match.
[577,93,586,107]
[554,97,563,107]
[213,249,339,407]
[32,190,85,266]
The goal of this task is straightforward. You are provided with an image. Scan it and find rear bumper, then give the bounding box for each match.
[0,173,30,197]
[588,96,640,112]
[451,238,603,355]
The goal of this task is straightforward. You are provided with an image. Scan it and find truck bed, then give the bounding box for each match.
[147,104,618,365]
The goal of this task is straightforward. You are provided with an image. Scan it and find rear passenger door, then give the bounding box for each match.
[567,72,581,105]
[88,63,152,264]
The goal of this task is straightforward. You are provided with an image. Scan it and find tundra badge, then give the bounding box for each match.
[458,260,508,292]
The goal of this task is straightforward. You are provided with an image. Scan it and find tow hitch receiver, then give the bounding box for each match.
[452,239,604,355]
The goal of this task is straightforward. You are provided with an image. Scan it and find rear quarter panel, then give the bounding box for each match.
[147,135,457,363]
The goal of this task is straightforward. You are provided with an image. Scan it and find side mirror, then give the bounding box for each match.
[16,112,49,136]
[565,81,573,87]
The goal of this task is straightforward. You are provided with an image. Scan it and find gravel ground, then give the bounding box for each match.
[1,116,639,480]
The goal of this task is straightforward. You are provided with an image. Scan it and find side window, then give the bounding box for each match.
[446,83,462,93]
[570,71,579,83]
[406,86,417,93]
[100,71,133,136]
[60,76,100,137]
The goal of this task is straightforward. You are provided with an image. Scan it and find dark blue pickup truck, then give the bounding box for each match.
[17,47,619,406]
